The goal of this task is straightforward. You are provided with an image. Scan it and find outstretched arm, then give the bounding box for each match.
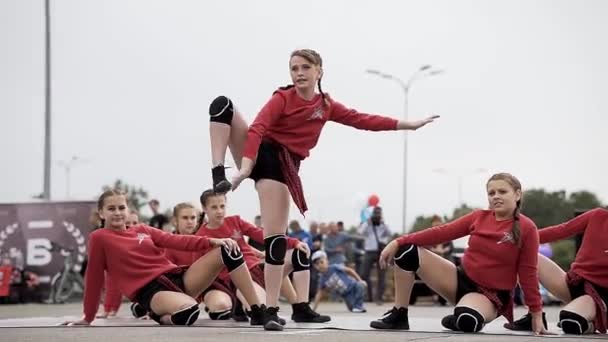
[330,100,439,131]
[538,208,599,243]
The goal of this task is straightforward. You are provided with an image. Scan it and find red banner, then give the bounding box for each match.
[0,201,96,301]
[0,265,11,297]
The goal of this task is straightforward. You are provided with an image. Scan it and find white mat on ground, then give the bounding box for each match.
[0,315,605,338]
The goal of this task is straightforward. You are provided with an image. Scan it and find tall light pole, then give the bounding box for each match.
[433,168,487,205]
[42,0,52,200]
[366,66,443,233]
[58,156,88,199]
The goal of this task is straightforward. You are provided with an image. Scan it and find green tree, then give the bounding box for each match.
[450,204,474,220]
[568,190,602,212]
[410,215,435,232]
[410,204,475,233]
[102,179,149,213]
[522,188,603,228]
[521,189,571,227]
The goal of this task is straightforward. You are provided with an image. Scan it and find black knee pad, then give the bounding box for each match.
[265,234,287,265]
[291,248,310,272]
[393,244,420,272]
[208,309,232,320]
[209,95,234,125]
[560,310,592,335]
[130,302,148,318]
[220,245,245,272]
[454,306,485,332]
[171,303,200,326]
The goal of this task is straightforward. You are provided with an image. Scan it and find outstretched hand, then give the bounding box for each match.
[410,115,440,130]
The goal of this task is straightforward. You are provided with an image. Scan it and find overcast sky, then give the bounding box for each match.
[1,0,607,232]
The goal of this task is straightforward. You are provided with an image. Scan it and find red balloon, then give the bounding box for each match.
[368,194,380,207]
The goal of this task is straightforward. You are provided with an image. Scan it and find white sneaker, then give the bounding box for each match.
[351,307,367,313]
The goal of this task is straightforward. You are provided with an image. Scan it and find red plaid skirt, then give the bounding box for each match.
[276,144,307,216]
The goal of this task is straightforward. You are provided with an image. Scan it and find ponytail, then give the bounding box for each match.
[511,200,521,247]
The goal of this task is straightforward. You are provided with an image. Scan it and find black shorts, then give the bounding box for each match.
[568,280,608,309]
[135,270,186,314]
[455,267,511,306]
[249,141,286,184]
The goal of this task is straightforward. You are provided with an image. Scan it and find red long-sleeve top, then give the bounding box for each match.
[242,87,399,160]
[196,216,300,281]
[396,210,542,313]
[164,248,199,267]
[539,208,608,288]
[103,274,122,313]
[82,224,211,322]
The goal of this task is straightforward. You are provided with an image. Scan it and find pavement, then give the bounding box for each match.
[0,301,605,342]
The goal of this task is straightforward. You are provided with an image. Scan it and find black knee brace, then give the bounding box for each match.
[208,309,232,320]
[265,234,287,265]
[393,244,420,272]
[209,95,234,125]
[220,245,245,272]
[291,249,310,272]
[171,303,200,326]
[560,310,592,335]
[130,302,148,318]
[454,307,485,332]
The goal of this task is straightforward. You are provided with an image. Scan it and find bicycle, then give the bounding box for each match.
[45,241,84,304]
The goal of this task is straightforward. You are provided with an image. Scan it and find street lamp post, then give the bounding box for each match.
[433,168,487,205]
[43,0,52,200]
[58,156,88,199]
[366,66,443,233]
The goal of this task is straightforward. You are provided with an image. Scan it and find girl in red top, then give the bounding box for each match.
[506,207,608,335]
[97,210,142,318]
[164,203,201,267]
[196,190,330,324]
[370,173,550,335]
[207,48,439,330]
[61,189,265,327]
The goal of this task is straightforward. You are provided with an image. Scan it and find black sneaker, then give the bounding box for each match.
[504,312,547,331]
[441,314,458,331]
[247,305,286,326]
[248,304,266,326]
[264,306,284,331]
[212,165,231,193]
[370,307,409,330]
[291,302,331,323]
[130,302,148,318]
[232,300,249,322]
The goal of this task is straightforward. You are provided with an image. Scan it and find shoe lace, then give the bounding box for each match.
[381,308,400,322]
[267,306,280,317]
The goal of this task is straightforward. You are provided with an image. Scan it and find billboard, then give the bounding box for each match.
[0,201,96,301]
